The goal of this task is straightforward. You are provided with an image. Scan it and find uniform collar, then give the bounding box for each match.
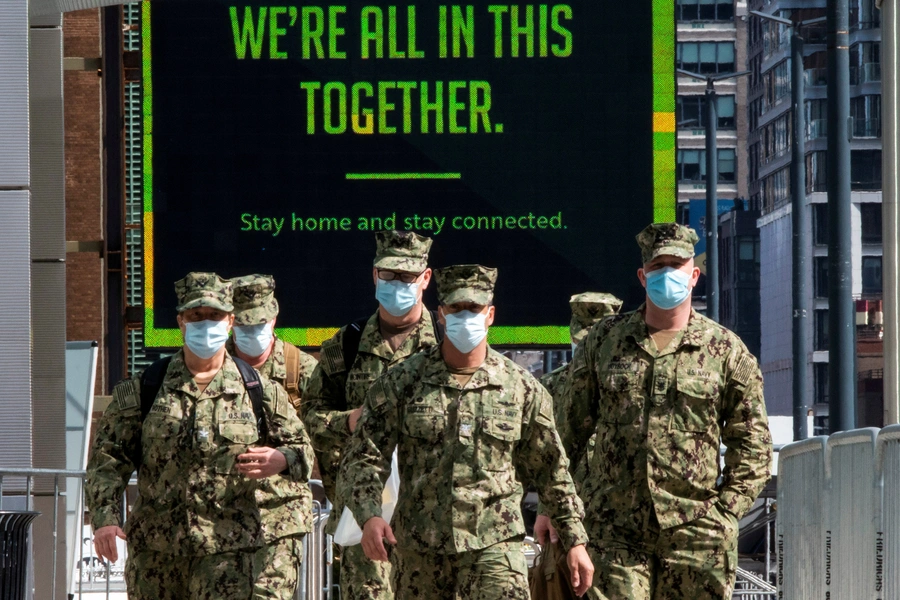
[164,350,245,397]
[359,309,436,361]
[625,304,710,356]
[419,345,507,390]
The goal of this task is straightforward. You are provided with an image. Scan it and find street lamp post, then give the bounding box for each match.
[750,12,826,440]
[676,69,750,324]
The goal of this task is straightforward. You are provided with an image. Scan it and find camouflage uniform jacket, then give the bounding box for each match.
[541,364,593,495]
[225,337,318,407]
[557,307,773,533]
[340,345,588,554]
[300,309,439,499]
[85,351,316,555]
[224,337,319,542]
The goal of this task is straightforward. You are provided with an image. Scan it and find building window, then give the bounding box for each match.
[851,150,882,190]
[806,99,827,139]
[676,95,736,130]
[814,363,829,407]
[761,167,790,212]
[807,151,827,193]
[676,149,737,183]
[813,204,829,245]
[862,256,883,295]
[677,42,735,74]
[850,42,881,83]
[761,113,792,164]
[676,0,735,21]
[851,95,881,138]
[737,238,760,283]
[850,0,881,31]
[815,309,829,351]
[815,256,829,298]
[860,203,882,244]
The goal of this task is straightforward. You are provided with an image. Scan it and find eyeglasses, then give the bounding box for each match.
[377,270,423,284]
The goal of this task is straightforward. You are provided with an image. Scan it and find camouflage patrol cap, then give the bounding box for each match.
[569,292,623,344]
[174,272,233,313]
[231,274,280,326]
[636,222,700,264]
[373,230,433,273]
[434,264,498,306]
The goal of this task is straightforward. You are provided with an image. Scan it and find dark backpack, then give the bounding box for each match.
[140,355,269,442]
[340,309,444,372]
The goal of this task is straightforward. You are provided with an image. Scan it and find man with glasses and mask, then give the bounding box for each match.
[226,274,319,595]
[301,230,439,600]
[551,223,772,600]
[337,264,594,599]
[86,272,315,599]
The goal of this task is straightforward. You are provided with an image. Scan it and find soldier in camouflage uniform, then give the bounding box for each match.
[86,272,316,599]
[227,274,320,598]
[338,264,594,599]
[300,231,439,600]
[550,224,773,600]
[537,293,622,528]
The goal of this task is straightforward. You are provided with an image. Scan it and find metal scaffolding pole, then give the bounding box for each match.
[826,0,856,433]
[881,0,899,425]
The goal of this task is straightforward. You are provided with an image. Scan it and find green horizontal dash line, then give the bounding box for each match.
[346,173,462,180]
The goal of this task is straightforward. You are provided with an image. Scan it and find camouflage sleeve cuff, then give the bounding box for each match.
[91,506,121,531]
[556,519,589,552]
[718,490,753,520]
[277,446,313,482]
[350,500,383,529]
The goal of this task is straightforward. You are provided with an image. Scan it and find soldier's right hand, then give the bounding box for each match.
[534,514,559,546]
[348,407,364,433]
[361,516,396,562]
[94,525,127,563]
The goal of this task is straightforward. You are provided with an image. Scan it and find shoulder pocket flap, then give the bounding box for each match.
[219,421,260,445]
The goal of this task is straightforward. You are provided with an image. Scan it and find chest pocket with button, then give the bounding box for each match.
[216,416,260,474]
[671,373,719,433]
[477,391,522,472]
[404,400,446,441]
[598,370,645,425]
[142,411,184,501]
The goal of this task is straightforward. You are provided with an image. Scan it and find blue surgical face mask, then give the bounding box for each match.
[645,267,692,310]
[443,310,489,354]
[376,279,419,317]
[233,322,274,357]
[184,319,231,359]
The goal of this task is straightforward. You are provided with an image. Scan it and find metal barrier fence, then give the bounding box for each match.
[777,425,900,599]
[0,468,333,600]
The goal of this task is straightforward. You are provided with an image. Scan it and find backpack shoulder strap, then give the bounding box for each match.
[232,355,269,442]
[429,309,444,345]
[140,356,173,422]
[282,341,302,404]
[340,316,370,374]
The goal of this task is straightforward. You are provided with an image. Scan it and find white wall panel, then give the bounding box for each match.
[777,437,828,600]
[0,1,30,186]
[827,428,880,600]
[876,425,900,600]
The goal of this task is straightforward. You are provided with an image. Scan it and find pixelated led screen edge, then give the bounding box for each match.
[142,1,676,348]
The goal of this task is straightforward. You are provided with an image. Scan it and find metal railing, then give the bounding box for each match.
[804,68,828,87]
[807,119,827,140]
[852,117,881,138]
[0,468,333,599]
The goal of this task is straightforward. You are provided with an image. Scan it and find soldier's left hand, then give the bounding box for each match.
[566,543,594,597]
[236,447,288,478]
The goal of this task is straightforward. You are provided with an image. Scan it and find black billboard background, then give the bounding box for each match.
[148,1,654,337]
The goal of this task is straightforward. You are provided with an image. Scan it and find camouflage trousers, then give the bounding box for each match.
[253,536,304,599]
[340,542,394,600]
[391,540,530,600]
[125,536,303,600]
[585,503,739,600]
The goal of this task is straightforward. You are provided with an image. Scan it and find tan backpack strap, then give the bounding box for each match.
[283,342,302,406]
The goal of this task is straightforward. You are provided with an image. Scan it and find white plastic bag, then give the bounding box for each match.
[333,448,400,547]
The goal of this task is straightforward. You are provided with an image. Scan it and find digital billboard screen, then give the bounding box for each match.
[142,1,676,347]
